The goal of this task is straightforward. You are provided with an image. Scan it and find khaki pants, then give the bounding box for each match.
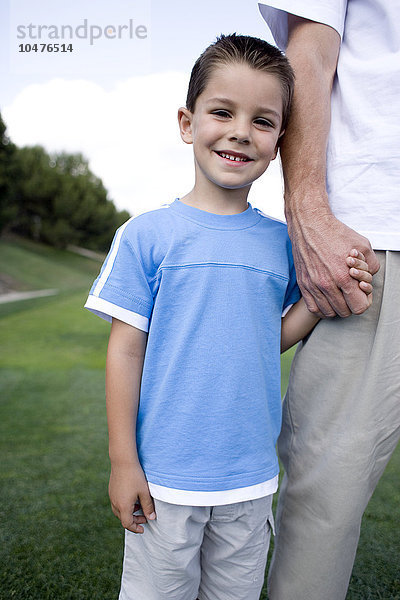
[268,251,400,600]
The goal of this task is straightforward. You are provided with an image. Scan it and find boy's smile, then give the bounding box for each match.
[178,62,284,204]
[214,150,253,164]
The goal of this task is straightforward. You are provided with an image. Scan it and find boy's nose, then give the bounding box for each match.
[229,133,250,144]
[229,121,251,144]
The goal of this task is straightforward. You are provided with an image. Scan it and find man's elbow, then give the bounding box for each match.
[287,15,340,81]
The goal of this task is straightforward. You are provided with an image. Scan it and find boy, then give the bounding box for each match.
[85,34,372,600]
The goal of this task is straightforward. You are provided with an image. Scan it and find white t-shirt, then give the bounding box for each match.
[259,0,400,251]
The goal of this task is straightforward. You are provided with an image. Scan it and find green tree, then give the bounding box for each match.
[0,113,19,232]
[9,145,129,250]
[12,145,60,241]
[0,112,129,250]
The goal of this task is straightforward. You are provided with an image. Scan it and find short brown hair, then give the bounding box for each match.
[186,33,294,132]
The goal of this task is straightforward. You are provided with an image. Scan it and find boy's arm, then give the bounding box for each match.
[281,297,319,353]
[106,317,156,534]
[281,250,373,353]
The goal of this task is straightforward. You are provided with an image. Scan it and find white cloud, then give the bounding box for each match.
[3,74,285,220]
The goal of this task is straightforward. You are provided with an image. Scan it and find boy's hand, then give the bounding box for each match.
[347,249,373,307]
[109,463,156,534]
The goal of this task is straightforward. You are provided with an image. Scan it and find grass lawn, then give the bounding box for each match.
[0,238,399,599]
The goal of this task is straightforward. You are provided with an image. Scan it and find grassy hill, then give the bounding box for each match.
[0,236,103,318]
[0,237,399,599]
[0,235,103,292]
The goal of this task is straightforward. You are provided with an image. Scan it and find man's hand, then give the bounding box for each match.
[109,462,156,534]
[288,207,380,318]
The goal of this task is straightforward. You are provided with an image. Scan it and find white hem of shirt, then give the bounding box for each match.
[258,1,346,42]
[282,303,293,317]
[84,296,149,332]
[358,232,400,253]
[148,475,279,506]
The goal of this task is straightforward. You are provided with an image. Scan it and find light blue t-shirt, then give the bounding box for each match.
[85,199,300,504]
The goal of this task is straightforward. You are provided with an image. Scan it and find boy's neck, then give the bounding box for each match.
[180,185,251,216]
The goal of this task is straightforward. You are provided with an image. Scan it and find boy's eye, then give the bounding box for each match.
[254,118,274,128]
[211,110,231,118]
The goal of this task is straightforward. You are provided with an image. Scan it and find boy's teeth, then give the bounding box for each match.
[220,152,247,162]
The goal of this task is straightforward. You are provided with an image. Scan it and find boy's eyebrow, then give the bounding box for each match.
[206,96,236,105]
[206,97,281,118]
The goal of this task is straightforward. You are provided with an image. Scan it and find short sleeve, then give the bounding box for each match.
[84,219,154,332]
[258,0,348,49]
[282,241,301,315]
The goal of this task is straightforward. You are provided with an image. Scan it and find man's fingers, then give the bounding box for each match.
[302,273,370,318]
[300,287,323,317]
[316,287,352,318]
[341,286,370,315]
[301,285,342,318]
[365,248,380,275]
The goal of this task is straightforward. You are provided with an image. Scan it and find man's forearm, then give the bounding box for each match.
[273,16,378,317]
[281,16,340,219]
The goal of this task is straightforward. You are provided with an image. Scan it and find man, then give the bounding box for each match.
[258,2,400,599]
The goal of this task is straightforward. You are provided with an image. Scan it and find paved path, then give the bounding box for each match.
[0,289,58,304]
[67,245,105,262]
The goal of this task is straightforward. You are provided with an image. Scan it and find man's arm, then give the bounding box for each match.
[281,15,380,318]
[106,317,156,534]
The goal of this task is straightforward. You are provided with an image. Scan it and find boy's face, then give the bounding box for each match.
[179,63,284,194]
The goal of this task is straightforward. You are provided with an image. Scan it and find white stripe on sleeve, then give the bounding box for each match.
[93,217,134,297]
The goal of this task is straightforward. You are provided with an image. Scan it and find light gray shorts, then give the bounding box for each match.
[119,495,274,600]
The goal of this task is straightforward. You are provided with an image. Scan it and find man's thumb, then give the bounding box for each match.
[367,248,380,275]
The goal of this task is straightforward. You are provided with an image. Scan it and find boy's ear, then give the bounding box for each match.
[272,129,285,160]
[178,107,193,144]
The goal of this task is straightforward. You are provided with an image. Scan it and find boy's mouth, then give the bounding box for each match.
[214,150,253,162]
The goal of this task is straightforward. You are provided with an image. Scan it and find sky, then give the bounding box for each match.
[0,0,285,220]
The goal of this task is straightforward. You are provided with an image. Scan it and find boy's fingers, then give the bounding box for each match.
[350,249,367,262]
[125,521,145,534]
[359,281,373,294]
[350,267,373,284]
[354,258,369,271]
[120,508,147,534]
[139,491,156,521]
[346,256,370,272]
